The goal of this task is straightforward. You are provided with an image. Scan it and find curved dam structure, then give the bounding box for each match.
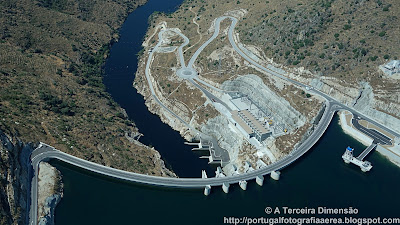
[29,13,400,225]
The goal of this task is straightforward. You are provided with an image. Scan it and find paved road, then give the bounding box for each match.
[352,116,392,145]
[188,16,230,68]
[29,15,400,225]
[310,88,399,138]
[188,78,232,111]
[146,27,235,164]
[29,144,54,225]
[144,29,199,132]
[193,76,229,93]
[29,99,337,224]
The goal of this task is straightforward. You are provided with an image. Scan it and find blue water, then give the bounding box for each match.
[54,0,400,224]
[102,0,216,178]
[53,116,400,225]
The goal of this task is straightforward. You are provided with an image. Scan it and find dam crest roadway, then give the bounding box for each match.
[29,15,400,225]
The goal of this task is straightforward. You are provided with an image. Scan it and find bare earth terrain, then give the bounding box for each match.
[135,0,399,173]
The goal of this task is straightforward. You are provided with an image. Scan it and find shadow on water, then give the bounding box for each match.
[102,0,216,178]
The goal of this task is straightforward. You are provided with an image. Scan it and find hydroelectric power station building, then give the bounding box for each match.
[231,109,271,142]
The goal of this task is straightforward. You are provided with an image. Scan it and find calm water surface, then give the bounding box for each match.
[53,116,400,225]
[54,0,400,224]
[102,0,215,178]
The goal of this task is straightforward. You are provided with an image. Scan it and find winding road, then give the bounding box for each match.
[29,15,400,225]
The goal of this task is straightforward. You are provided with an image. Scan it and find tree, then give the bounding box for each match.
[343,24,351,30]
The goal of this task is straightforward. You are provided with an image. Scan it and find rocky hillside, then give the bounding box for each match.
[0,131,33,225]
[37,162,63,225]
[0,0,177,223]
[238,0,400,122]
[145,0,399,132]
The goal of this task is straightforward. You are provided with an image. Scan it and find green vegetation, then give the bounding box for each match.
[0,0,178,222]
[37,0,68,11]
[369,55,378,61]
[343,24,352,30]
[69,45,110,89]
[229,0,399,85]
[39,91,76,116]
[383,4,391,11]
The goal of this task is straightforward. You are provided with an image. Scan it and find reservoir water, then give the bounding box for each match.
[102,0,215,178]
[54,0,400,224]
[53,116,400,224]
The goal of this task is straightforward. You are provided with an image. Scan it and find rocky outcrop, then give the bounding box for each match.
[353,82,400,134]
[310,78,359,105]
[310,78,400,134]
[201,116,245,162]
[241,41,400,134]
[37,194,61,225]
[37,162,63,225]
[222,74,306,130]
[0,130,35,225]
[134,55,196,141]
[124,130,177,177]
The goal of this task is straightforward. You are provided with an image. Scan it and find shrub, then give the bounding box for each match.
[369,56,378,61]
[383,6,390,11]
[343,24,351,30]
[360,49,367,56]
[304,39,314,46]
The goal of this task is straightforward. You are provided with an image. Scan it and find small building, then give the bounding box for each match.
[231,109,271,142]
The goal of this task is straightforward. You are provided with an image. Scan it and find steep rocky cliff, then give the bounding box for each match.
[37,162,63,225]
[222,75,307,130]
[0,130,34,225]
[353,82,400,134]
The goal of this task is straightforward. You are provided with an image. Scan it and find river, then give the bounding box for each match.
[53,0,400,224]
[53,115,400,224]
[102,0,216,178]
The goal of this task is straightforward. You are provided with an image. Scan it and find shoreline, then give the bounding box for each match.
[337,110,400,168]
[37,162,63,225]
